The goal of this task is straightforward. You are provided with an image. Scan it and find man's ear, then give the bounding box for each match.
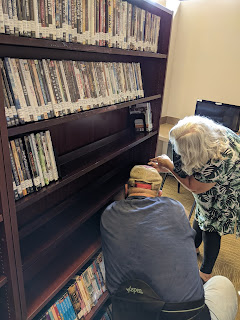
[158,190,162,197]
[125,184,128,196]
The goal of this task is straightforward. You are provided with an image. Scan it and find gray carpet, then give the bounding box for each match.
[161,175,240,319]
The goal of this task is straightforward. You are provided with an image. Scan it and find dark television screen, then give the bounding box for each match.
[195,100,240,132]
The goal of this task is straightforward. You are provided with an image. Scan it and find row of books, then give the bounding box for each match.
[129,102,153,132]
[9,130,59,200]
[1,58,144,127]
[38,252,108,320]
[0,0,160,53]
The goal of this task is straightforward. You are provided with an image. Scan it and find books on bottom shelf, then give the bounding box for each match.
[9,130,59,200]
[129,102,153,132]
[38,252,110,320]
[1,58,144,127]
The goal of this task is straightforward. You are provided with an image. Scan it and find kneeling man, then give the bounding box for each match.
[100,165,237,320]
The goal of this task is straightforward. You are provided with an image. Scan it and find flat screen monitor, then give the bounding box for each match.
[195,100,240,132]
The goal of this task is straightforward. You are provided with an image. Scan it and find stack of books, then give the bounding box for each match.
[9,130,58,200]
[0,1,160,53]
[1,58,144,127]
[38,252,108,320]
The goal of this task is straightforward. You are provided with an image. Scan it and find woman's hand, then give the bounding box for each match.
[148,155,174,173]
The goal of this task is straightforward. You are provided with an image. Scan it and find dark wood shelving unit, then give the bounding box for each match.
[8,95,161,137]
[16,131,157,212]
[21,168,130,278]
[25,223,102,320]
[0,1,172,319]
[0,34,167,59]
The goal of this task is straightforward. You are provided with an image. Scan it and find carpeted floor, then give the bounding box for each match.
[161,175,240,319]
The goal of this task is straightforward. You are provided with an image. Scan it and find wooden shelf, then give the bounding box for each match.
[0,275,7,288]
[25,223,102,320]
[16,131,157,212]
[84,292,110,320]
[8,95,161,137]
[0,34,167,59]
[21,168,129,276]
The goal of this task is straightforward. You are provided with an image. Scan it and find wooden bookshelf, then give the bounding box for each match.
[15,130,157,212]
[0,1,173,319]
[8,95,161,137]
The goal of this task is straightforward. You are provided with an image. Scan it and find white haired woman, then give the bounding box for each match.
[149,115,240,283]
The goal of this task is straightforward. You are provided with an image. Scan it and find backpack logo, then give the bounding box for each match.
[126,286,143,294]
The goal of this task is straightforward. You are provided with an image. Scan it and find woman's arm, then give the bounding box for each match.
[148,155,216,194]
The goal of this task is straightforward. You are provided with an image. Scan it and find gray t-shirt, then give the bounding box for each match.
[100,196,204,303]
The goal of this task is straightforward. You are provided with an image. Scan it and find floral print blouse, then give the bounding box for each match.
[173,129,240,237]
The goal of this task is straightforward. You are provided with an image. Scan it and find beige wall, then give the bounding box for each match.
[161,0,240,119]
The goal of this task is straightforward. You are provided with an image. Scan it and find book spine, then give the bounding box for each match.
[34,59,50,119]
[62,60,76,113]
[76,0,81,43]
[10,140,28,196]
[29,133,45,187]
[53,60,66,115]
[12,174,19,200]
[0,60,17,126]
[74,281,86,317]
[7,0,14,34]
[35,132,49,185]
[67,283,83,319]
[61,294,71,320]
[59,60,72,114]
[9,143,23,198]
[55,60,69,114]
[40,131,54,182]
[26,59,41,117]
[68,60,80,109]
[76,61,88,110]
[24,135,41,190]
[38,60,54,118]
[15,59,34,122]
[4,58,25,124]
[85,0,89,44]
[72,61,83,111]
[3,85,12,127]
[75,276,91,313]
[65,294,77,320]
[45,130,58,181]
[19,59,39,121]
[30,59,46,119]
[42,59,58,117]
[26,0,32,36]
[10,58,30,122]
[48,59,62,116]
[11,0,19,35]
[14,138,31,194]
[0,0,5,33]
[91,62,101,107]
[28,0,35,37]
[86,62,97,108]
[18,138,34,193]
